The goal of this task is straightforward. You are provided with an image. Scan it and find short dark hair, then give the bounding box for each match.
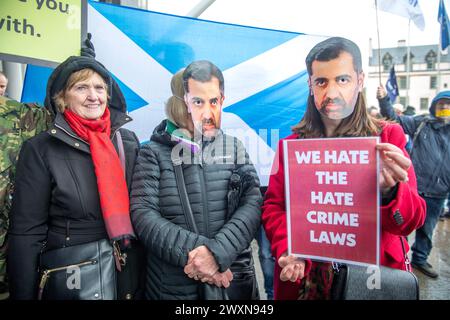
[183,60,224,94]
[305,37,362,75]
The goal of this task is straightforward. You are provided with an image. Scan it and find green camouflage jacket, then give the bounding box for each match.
[0,96,52,252]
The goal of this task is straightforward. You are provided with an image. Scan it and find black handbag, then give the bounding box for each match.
[330,237,419,300]
[38,239,118,300]
[226,169,260,300]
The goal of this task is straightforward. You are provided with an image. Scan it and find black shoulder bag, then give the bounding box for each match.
[330,236,419,300]
[172,154,229,300]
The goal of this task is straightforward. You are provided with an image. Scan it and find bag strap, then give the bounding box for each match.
[113,130,128,270]
[171,153,229,300]
[172,154,198,234]
[399,236,412,272]
[115,130,126,176]
[410,118,429,156]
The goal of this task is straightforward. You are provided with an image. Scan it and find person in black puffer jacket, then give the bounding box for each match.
[377,85,450,279]
[130,61,262,300]
[8,55,144,300]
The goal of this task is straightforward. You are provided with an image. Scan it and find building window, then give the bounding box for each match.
[400,97,406,107]
[399,76,408,89]
[425,50,437,70]
[420,98,429,111]
[382,53,393,72]
[430,76,437,89]
[403,52,414,71]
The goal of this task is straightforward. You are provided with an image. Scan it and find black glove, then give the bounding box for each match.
[81,33,96,58]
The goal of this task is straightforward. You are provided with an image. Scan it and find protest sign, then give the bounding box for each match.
[0,0,86,66]
[284,137,379,266]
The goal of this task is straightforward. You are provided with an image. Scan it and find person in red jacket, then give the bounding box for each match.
[262,37,426,300]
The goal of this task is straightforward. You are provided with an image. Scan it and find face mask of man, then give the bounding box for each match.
[310,52,364,121]
[316,87,360,120]
[435,100,450,123]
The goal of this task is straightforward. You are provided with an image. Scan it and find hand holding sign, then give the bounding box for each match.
[285,137,380,265]
[376,143,411,193]
[278,252,305,282]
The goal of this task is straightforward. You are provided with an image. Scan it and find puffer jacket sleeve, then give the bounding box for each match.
[130,143,210,268]
[206,141,262,272]
[8,139,51,300]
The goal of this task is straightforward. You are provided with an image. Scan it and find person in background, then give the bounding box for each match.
[377,85,450,279]
[0,96,52,300]
[403,105,416,116]
[377,87,414,152]
[256,216,275,300]
[393,103,405,116]
[0,72,8,97]
[368,106,381,118]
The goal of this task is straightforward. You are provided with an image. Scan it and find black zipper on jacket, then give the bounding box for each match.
[198,163,210,238]
[54,123,87,145]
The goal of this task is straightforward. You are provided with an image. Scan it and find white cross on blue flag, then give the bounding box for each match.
[21,0,327,185]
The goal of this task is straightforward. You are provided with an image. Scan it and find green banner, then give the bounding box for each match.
[0,0,86,67]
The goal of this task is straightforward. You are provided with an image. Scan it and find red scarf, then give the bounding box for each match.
[64,108,135,243]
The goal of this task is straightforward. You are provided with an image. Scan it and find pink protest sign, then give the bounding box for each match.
[284,137,380,266]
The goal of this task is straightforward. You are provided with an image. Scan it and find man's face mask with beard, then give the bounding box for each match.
[185,77,223,140]
[309,51,364,121]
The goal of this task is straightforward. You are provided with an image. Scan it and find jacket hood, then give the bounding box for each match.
[430,90,450,116]
[150,120,175,146]
[150,119,204,153]
[44,56,127,116]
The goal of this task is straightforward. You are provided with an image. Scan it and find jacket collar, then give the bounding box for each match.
[426,116,449,129]
[48,109,132,153]
[151,119,224,153]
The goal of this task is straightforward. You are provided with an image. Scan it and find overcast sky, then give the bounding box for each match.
[139,0,446,51]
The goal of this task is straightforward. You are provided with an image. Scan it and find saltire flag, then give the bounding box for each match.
[386,65,399,103]
[438,0,450,50]
[377,0,425,31]
[21,0,327,185]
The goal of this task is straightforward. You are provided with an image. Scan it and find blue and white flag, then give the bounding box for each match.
[22,1,326,185]
[386,65,399,103]
[377,0,425,31]
[438,0,450,50]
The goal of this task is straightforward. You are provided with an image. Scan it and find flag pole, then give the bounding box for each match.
[186,0,216,17]
[406,19,411,107]
[438,25,442,92]
[375,0,382,84]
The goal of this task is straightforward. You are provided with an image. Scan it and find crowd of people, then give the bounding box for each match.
[376,84,450,279]
[0,35,447,300]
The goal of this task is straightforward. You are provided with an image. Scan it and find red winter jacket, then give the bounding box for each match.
[261,123,426,300]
